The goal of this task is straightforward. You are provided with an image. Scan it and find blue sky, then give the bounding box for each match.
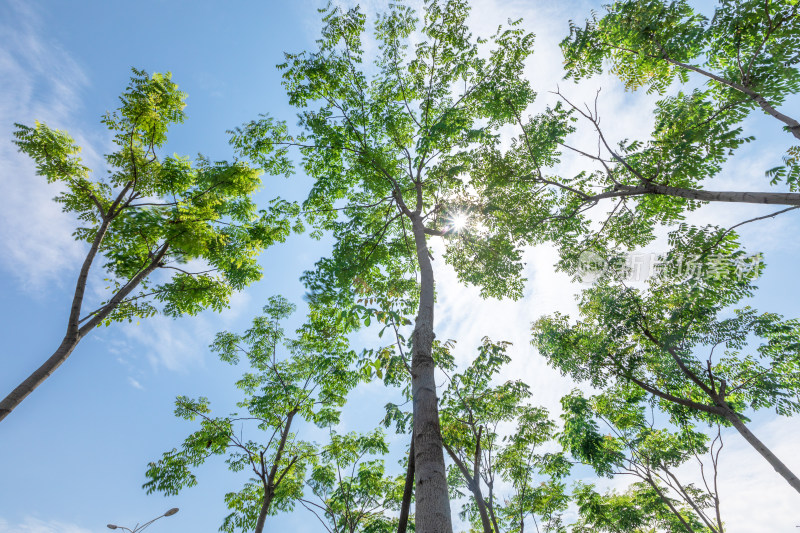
[1,0,799,532]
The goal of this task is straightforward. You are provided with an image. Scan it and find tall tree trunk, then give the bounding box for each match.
[398,437,415,533]
[724,409,800,494]
[485,492,500,533]
[410,214,453,533]
[474,490,495,533]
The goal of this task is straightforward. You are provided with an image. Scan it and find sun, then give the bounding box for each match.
[450,212,469,231]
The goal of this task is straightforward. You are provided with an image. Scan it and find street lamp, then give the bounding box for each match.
[107,508,179,532]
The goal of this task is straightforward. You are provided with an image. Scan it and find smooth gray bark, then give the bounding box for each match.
[0,337,79,422]
[255,495,272,533]
[724,409,800,494]
[410,213,453,533]
[443,442,493,533]
[593,184,800,206]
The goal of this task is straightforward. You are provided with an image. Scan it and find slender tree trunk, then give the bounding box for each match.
[0,239,168,423]
[254,492,272,533]
[486,493,500,533]
[599,184,800,206]
[256,409,297,533]
[644,329,800,495]
[0,218,111,423]
[643,473,697,533]
[398,437,415,533]
[724,409,800,494]
[663,468,719,533]
[410,214,453,533]
[0,336,79,422]
[443,443,492,533]
[472,486,494,533]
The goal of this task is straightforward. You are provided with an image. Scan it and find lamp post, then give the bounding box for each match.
[107,508,179,532]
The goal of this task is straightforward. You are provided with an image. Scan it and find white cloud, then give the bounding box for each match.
[426,1,800,531]
[108,286,253,373]
[127,376,144,390]
[117,315,208,373]
[0,0,96,291]
[716,417,800,532]
[0,517,98,533]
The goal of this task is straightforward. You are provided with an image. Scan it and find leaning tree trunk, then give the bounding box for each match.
[0,235,168,423]
[0,336,80,422]
[397,437,415,533]
[0,219,110,423]
[610,183,800,206]
[443,443,493,533]
[723,408,800,494]
[410,214,453,533]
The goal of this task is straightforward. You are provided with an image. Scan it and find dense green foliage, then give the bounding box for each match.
[440,339,570,533]
[9,0,800,530]
[13,69,298,323]
[561,388,724,532]
[137,0,800,529]
[534,227,800,425]
[241,0,540,306]
[1,68,299,423]
[469,0,800,279]
[144,297,361,532]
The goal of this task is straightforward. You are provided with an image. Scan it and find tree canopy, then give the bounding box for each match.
[1,69,298,422]
[5,0,800,531]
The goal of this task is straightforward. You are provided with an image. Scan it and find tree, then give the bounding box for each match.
[439,338,570,533]
[571,481,711,533]
[1,69,298,422]
[533,226,800,493]
[469,0,800,272]
[144,297,360,533]
[560,388,725,533]
[301,429,405,533]
[240,2,538,530]
[563,0,800,140]
[376,328,461,533]
[381,337,570,533]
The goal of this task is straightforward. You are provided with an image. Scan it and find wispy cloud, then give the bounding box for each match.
[127,376,144,390]
[0,517,98,533]
[108,288,252,374]
[428,1,800,530]
[0,0,97,291]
